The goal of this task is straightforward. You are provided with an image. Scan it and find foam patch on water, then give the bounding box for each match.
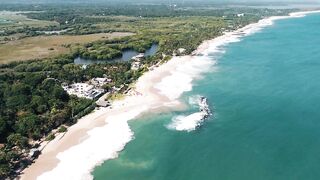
[154,14,298,101]
[167,112,206,132]
[38,107,148,180]
[167,95,211,132]
[154,56,214,100]
[36,10,320,180]
[188,95,202,106]
[200,11,320,57]
[163,11,320,132]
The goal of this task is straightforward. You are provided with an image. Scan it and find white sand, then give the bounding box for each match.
[20,10,320,180]
[21,54,213,180]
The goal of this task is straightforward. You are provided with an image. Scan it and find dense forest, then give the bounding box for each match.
[0,55,140,178]
[0,3,296,179]
[74,36,156,60]
[0,3,294,37]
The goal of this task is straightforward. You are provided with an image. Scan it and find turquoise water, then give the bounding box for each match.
[93,14,320,180]
[0,18,12,24]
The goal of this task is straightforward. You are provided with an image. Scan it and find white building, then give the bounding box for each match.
[91,78,112,87]
[131,61,141,71]
[63,83,104,100]
[131,53,145,61]
[178,48,186,54]
[131,53,144,70]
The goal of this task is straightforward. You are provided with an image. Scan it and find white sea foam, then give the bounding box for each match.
[167,112,206,132]
[38,106,148,180]
[200,10,320,57]
[188,95,202,106]
[163,10,320,132]
[168,95,211,132]
[154,56,214,100]
[36,10,320,180]
[290,10,320,18]
[155,15,278,101]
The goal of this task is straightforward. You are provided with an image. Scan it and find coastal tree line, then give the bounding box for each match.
[0,3,296,179]
[0,55,139,178]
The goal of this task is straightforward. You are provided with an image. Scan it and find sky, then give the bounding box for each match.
[0,0,319,5]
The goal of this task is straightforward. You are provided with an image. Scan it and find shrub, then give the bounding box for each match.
[45,134,55,141]
[58,126,67,133]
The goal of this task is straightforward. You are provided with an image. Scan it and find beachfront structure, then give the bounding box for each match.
[62,76,112,99]
[132,53,145,61]
[131,61,141,71]
[96,93,111,107]
[178,48,186,54]
[173,48,187,56]
[90,77,112,87]
[62,83,104,99]
[131,53,144,70]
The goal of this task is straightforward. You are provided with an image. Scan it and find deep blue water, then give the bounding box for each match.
[93,13,320,180]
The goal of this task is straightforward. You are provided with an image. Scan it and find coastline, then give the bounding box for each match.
[21,55,213,180]
[20,10,320,180]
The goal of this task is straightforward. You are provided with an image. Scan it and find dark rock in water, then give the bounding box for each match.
[199,96,211,117]
[195,96,212,128]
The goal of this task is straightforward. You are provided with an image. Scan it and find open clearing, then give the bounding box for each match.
[0,11,58,29]
[0,32,134,63]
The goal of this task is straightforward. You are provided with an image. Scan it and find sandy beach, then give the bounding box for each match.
[21,54,209,179]
[20,10,320,180]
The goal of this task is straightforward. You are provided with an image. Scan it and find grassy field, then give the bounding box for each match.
[0,11,58,29]
[0,32,133,63]
[0,11,60,44]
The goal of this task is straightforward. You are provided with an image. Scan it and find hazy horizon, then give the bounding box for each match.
[0,0,319,4]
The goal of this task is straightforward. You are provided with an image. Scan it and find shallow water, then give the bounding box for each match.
[0,18,12,24]
[93,13,320,180]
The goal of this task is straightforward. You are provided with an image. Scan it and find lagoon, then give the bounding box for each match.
[74,43,158,65]
[93,13,320,180]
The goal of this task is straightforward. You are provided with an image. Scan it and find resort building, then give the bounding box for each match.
[132,53,145,61]
[178,48,186,54]
[90,77,112,87]
[131,61,141,71]
[62,76,113,99]
[173,48,187,56]
[62,82,104,100]
[131,53,144,70]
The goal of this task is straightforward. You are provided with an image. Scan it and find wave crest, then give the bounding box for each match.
[167,112,207,132]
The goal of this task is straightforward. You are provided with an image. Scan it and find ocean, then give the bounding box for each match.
[92,13,320,180]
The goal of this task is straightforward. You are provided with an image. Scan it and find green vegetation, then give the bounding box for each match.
[74,36,156,60]
[0,3,296,179]
[108,93,125,101]
[0,54,137,178]
[0,58,95,178]
[0,32,133,64]
[0,11,59,43]
[45,134,55,141]
[58,126,67,133]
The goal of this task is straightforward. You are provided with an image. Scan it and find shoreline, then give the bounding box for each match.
[21,55,205,180]
[20,10,320,180]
